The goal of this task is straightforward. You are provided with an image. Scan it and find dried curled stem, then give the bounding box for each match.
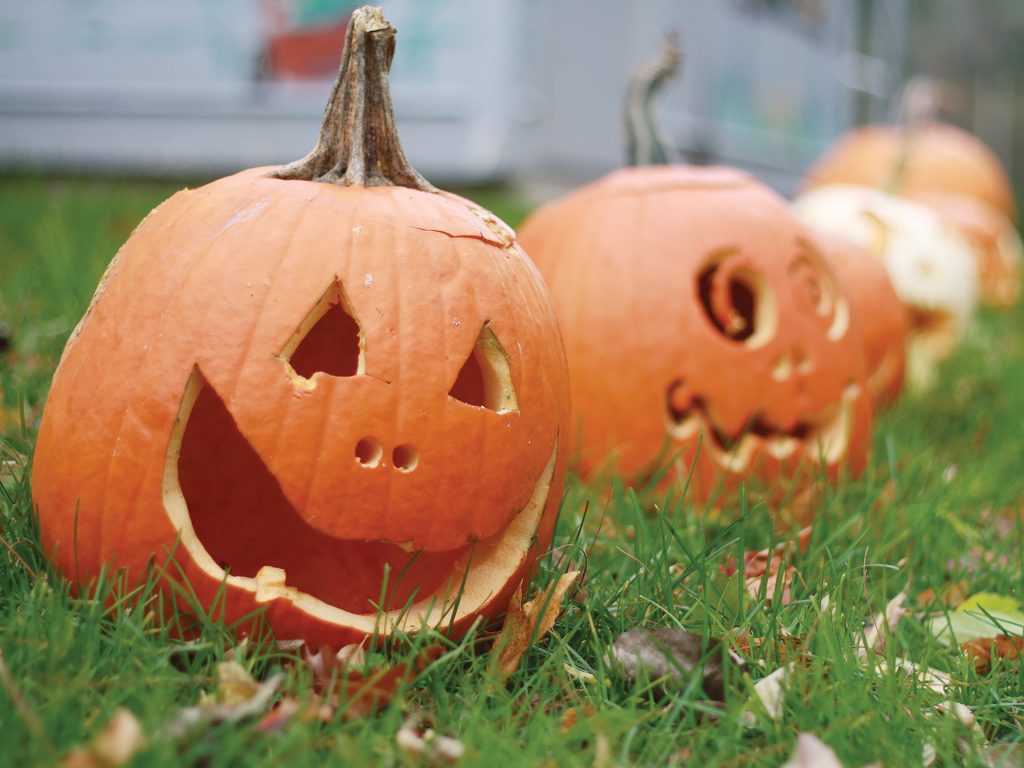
[272,6,434,191]
[625,32,682,167]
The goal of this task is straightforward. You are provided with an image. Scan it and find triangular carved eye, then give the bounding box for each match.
[449,324,518,413]
[282,282,362,380]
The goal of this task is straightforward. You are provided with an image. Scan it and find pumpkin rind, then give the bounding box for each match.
[811,231,908,407]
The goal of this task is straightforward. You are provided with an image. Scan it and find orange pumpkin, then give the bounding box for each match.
[804,122,1017,224]
[906,191,1021,308]
[811,231,908,408]
[32,8,569,646]
[517,40,872,501]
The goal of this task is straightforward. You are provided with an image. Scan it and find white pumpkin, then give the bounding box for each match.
[793,184,979,392]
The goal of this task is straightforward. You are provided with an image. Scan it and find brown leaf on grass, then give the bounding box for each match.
[162,662,284,738]
[721,527,812,606]
[729,628,807,665]
[62,708,146,768]
[303,642,366,693]
[492,571,582,680]
[916,580,970,610]
[396,713,465,765]
[961,635,1024,674]
[216,659,265,705]
[304,643,442,720]
[859,590,909,658]
[609,628,743,702]
[256,696,333,734]
[559,703,597,734]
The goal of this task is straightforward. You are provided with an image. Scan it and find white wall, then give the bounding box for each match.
[0,0,904,192]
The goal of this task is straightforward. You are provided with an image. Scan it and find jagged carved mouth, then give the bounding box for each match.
[161,369,556,633]
[665,381,860,471]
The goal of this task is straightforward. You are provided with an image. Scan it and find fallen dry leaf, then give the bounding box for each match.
[730,627,807,665]
[61,708,146,768]
[748,663,792,722]
[859,590,908,658]
[608,628,742,701]
[492,571,582,680]
[257,696,333,733]
[781,733,845,768]
[304,643,442,720]
[961,634,1024,674]
[721,527,812,606]
[162,662,284,738]
[396,713,465,765]
[880,657,951,695]
[559,703,597,734]
[303,642,366,692]
[916,580,970,610]
[216,660,265,706]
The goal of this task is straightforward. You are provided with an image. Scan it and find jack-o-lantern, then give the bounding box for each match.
[31,7,569,646]
[517,40,872,502]
[803,80,1017,223]
[811,231,908,408]
[906,191,1021,308]
[793,184,979,392]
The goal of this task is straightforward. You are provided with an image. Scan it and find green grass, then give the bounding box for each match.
[2,174,1024,766]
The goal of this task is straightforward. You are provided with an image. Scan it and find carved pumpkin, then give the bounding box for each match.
[793,184,979,392]
[803,79,1016,223]
[811,231,908,408]
[906,191,1021,308]
[517,40,873,502]
[31,8,569,646]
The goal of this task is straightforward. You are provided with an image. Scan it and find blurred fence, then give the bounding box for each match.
[0,0,906,193]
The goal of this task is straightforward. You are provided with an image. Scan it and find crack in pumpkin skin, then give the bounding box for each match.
[164,367,560,633]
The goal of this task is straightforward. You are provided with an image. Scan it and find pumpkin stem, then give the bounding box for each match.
[271,6,435,191]
[625,32,682,167]
[886,76,956,192]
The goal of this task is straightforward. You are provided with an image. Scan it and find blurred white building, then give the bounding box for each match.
[0,0,906,194]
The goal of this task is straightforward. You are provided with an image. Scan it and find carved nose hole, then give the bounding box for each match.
[355,437,383,467]
[392,444,419,472]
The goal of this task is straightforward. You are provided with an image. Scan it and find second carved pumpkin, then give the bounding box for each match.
[517,40,872,501]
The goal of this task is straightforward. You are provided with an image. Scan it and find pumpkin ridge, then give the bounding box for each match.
[101,192,251,565]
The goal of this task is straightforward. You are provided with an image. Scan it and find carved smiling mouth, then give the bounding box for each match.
[665,383,861,471]
[162,369,556,634]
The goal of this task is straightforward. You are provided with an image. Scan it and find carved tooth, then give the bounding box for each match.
[255,565,288,602]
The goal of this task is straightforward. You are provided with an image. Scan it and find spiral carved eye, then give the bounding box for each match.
[696,249,777,348]
[790,240,849,341]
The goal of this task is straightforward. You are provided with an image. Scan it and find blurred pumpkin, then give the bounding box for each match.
[907,191,1021,308]
[812,231,908,408]
[794,184,979,392]
[803,79,1017,223]
[32,7,570,646]
[518,39,873,502]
